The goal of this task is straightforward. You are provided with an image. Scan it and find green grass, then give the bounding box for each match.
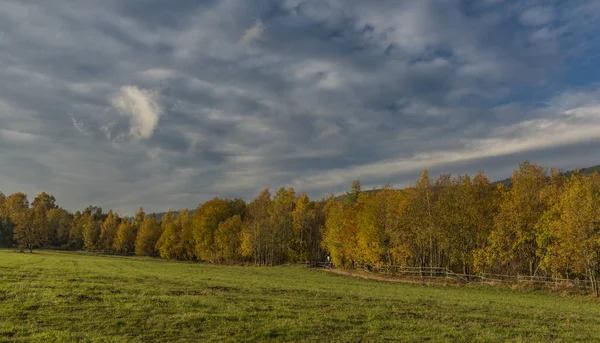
[1,251,600,342]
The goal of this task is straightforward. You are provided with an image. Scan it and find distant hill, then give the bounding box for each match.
[493,164,600,187]
[565,164,600,176]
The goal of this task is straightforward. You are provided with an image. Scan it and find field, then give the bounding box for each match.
[1,251,600,343]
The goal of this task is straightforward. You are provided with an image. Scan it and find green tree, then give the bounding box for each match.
[344,179,362,205]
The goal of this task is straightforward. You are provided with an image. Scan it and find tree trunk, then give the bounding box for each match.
[588,267,599,297]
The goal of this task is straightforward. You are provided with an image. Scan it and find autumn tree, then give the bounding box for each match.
[403,170,436,269]
[192,199,245,262]
[356,192,385,267]
[178,209,196,260]
[310,201,327,265]
[542,172,600,295]
[113,220,136,254]
[241,189,271,265]
[99,210,119,251]
[355,186,408,268]
[135,215,161,256]
[387,188,414,266]
[322,196,360,268]
[534,168,568,273]
[47,208,73,248]
[156,210,192,260]
[68,211,85,249]
[214,215,243,262]
[160,211,176,230]
[156,214,180,259]
[322,198,344,266]
[0,192,10,246]
[266,187,296,265]
[31,192,56,209]
[483,161,548,275]
[29,192,60,248]
[3,193,36,252]
[82,214,101,250]
[84,205,106,220]
[291,193,315,263]
[464,172,496,274]
[133,207,146,230]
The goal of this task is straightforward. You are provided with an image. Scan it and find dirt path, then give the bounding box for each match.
[321,268,454,286]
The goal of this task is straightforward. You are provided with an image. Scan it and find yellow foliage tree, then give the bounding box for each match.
[113,220,136,254]
[542,172,600,295]
[215,215,243,262]
[482,161,548,275]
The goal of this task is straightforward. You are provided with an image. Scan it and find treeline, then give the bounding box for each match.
[0,188,326,266]
[2,162,600,294]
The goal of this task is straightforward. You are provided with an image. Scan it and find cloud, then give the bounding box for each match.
[110,85,162,140]
[71,115,90,136]
[240,20,265,44]
[290,102,600,192]
[100,122,116,141]
[136,68,180,81]
[520,7,555,26]
[0,129,40,143]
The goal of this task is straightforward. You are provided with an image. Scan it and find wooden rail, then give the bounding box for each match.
[314,263,591,287]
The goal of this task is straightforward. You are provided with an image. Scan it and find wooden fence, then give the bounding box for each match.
[315,263,591,288]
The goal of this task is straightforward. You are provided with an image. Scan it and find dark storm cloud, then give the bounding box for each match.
[1,0,600,214]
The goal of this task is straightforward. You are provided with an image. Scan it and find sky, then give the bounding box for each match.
[1,0,600,215]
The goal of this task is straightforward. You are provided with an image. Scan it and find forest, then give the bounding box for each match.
[2,161,600,295]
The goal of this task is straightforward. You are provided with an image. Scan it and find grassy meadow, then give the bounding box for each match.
[1,250,600,342]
